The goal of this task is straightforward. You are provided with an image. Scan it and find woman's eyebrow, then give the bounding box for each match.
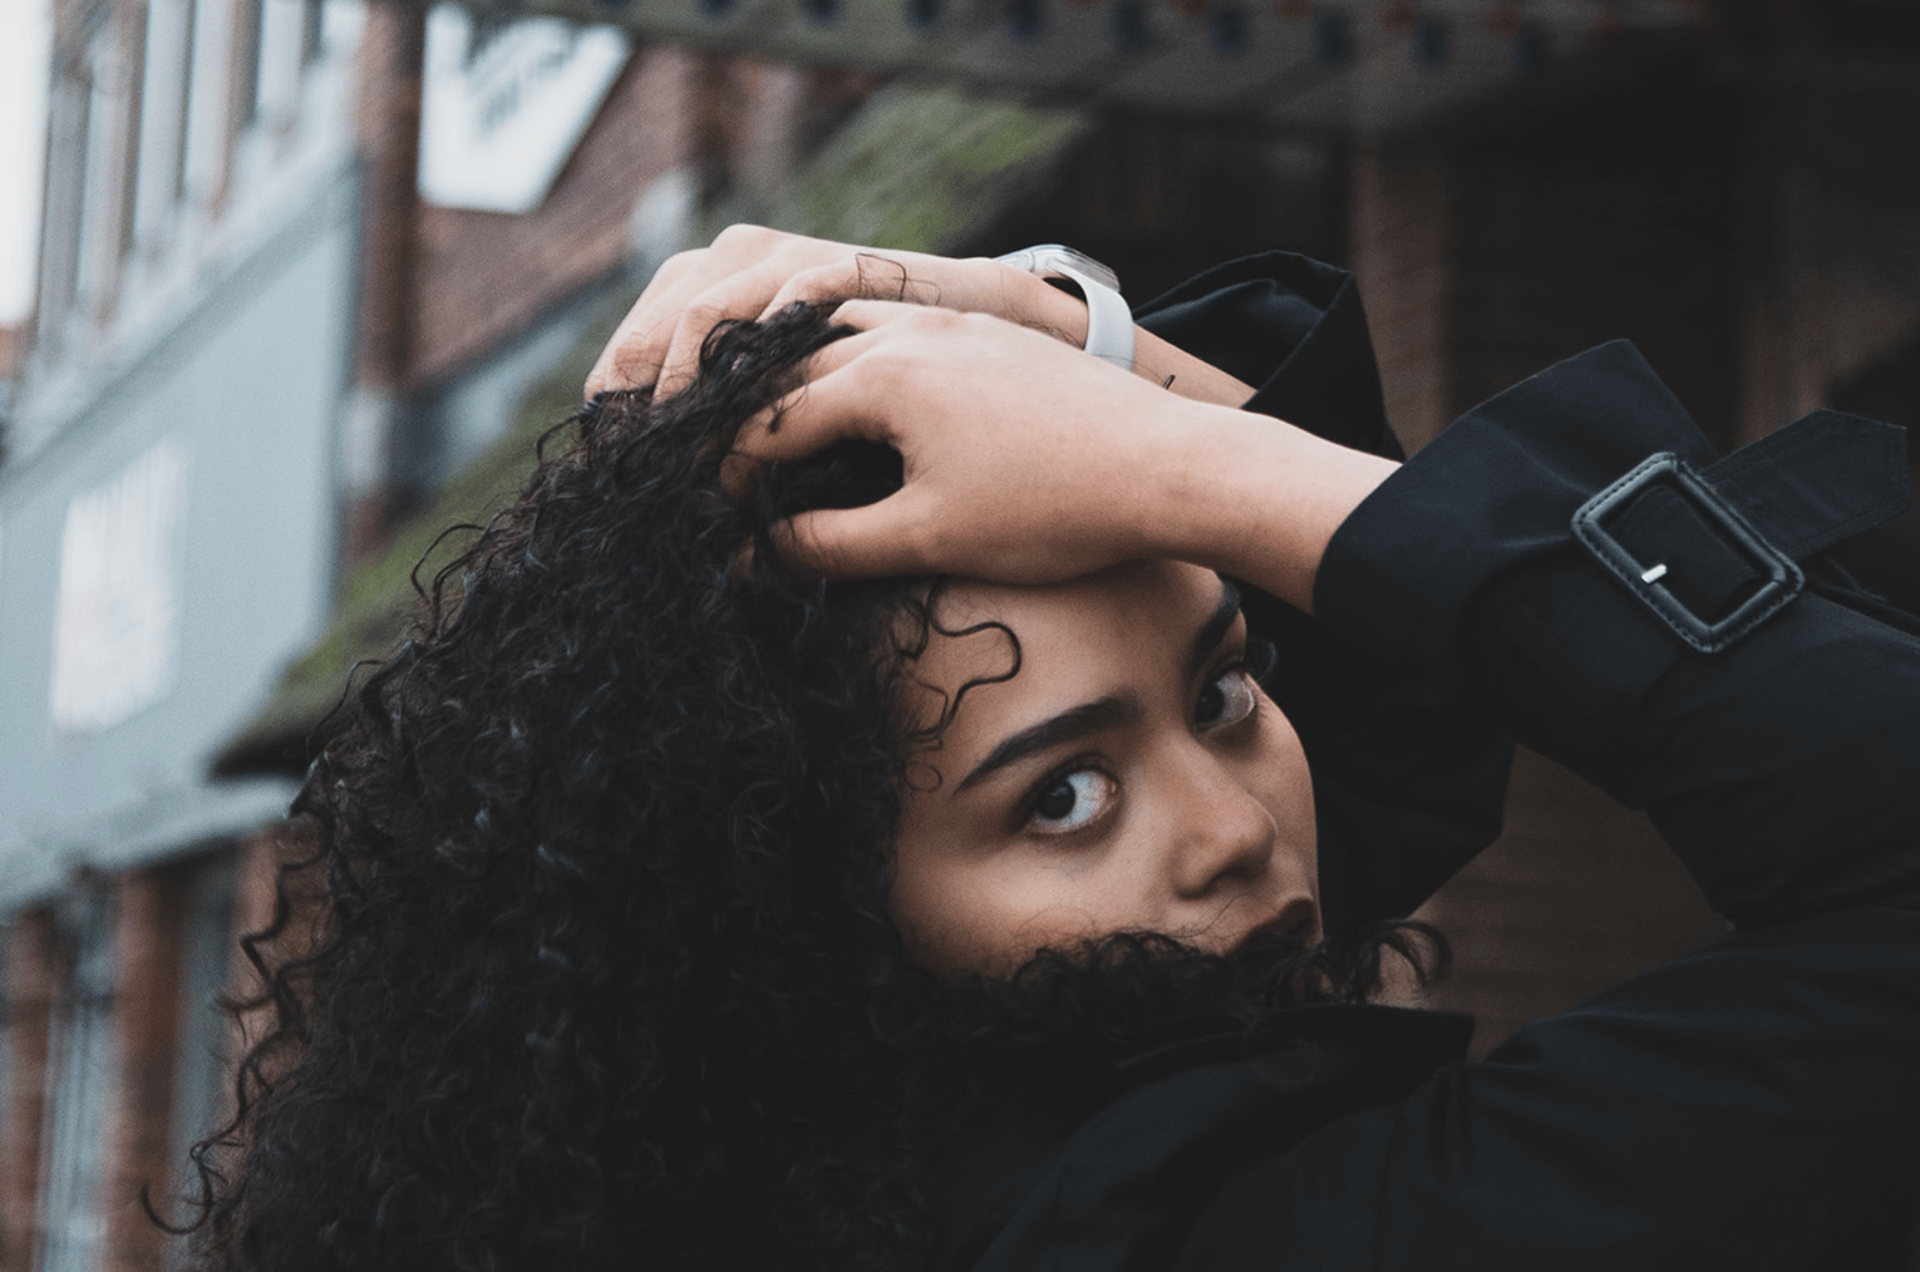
[1186,581,1244,681]
[956,694,1142,793]
[952,582,1242,796]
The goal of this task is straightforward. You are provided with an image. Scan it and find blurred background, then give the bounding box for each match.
[2,0,1918,1267]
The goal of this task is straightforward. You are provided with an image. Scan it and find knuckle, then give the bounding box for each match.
[775,233,837,266]
[913,307,965,333]
[714,222,776,252]
[682,291,728,322]
[676,293,735,342]
[653,249,702,283]
[851,253,911,295]
[786,263,842,300]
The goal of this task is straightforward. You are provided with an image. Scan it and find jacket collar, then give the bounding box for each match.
[926,1002,1472,1272]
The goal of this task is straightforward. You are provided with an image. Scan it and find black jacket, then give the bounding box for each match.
[926,255,1920,1272]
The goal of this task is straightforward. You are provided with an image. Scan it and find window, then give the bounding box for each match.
[159,851,240,1272]
[132,0,197,250]
[180,0,232,208]
[300,0,324,66]
[48,439,191,736]
[231,0,264,128]
[33,887,114,1272]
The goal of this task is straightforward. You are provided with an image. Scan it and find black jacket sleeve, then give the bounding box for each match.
[1134,252,1402,460]
[1176,342,1920,1271]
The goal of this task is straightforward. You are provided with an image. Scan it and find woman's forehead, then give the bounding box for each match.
[900,561,1232,731]
[935,558,1222,627]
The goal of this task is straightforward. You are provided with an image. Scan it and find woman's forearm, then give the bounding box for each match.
[1018,272,1258,408]
[737,300,1398,594]
[1145,400,1399,614]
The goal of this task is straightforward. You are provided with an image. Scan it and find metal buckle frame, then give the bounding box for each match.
[1571,452,1804,654]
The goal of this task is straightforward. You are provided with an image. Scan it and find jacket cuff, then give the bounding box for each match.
[1314,340,1716,684]
[1313,338,1911,825]
[1134,251,1402,460]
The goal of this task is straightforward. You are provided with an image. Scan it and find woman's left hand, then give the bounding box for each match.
[737,300,1396,611]
[585,225,1065,399]
[584,224,1257,408]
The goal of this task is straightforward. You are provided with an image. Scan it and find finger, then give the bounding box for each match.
[656,263,791,396]
[822,296,970,333]
[585,294,665,399]
[732,355,895,469]
[714,331,899,504]
[585,225,822,396]
[584,251,711,397]
[774,498,933,580]
[761,254,1006,324]
[757,259,879,320]
[717,448,767,504]
[791,321,886,379]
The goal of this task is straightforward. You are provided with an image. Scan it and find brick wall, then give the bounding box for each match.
[721,62,877,210]
[1736,88,1920,444]
[987,115,1344,308]
[408,47,706,385]
[1448,78,1744,448]
[343,0,428,563]
[0,850,288,1272]
[0,324,22,382]
[98,866,191,1272]
[353,0,426,396]
[1349,137,1452,453]
[213,824,332,1138]
[1,909,59,1271]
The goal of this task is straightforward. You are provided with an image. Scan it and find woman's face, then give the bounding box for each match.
[888,560,1320,976]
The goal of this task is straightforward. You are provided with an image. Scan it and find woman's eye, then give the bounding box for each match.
[1196,665,1259,730]
[1028,769,1118,833]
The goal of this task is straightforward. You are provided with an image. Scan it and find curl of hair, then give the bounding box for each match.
[179,302,1444,1272]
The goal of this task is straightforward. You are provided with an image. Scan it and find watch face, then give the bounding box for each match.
[995,244,1122,293]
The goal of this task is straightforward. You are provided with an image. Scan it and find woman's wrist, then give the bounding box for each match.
[1012,269,1255,407]
[1132,329,1257,406]
[1150,403,1398,614]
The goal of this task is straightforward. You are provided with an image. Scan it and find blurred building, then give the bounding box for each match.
[1,0,368,1266]
[2,0,1918,1268]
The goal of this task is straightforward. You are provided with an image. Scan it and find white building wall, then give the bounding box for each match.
[2,0,368,907]
[0,180,356,909]
[131,0,195,259]
[18,0,365,459]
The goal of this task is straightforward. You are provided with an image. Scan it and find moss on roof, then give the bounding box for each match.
[213,83,1089,777]
[730,83,1089,252]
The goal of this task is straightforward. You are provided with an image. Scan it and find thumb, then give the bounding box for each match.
[772,496,932,580]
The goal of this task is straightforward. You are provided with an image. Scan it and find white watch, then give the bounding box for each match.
[994,244,1136,372]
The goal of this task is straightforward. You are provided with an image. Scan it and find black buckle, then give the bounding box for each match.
[1572,452,1804,654]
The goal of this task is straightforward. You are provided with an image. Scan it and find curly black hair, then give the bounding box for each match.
[181,302,1443,1272]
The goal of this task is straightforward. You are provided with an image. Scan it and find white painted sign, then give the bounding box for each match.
[49,440,191,735]
[418,4,631,214]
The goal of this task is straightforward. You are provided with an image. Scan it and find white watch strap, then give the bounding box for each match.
[994,245,1136,372]
[1051,263,1136,372]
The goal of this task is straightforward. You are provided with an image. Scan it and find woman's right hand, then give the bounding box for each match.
[585,225,1075,399]
[733,300,1397,612]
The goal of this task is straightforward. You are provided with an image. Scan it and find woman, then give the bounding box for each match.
[190,237,1920,1272]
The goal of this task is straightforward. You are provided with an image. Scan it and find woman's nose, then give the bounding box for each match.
[1165,755,1280,899]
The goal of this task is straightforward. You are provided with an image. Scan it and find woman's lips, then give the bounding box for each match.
[1236,895,1321,951]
